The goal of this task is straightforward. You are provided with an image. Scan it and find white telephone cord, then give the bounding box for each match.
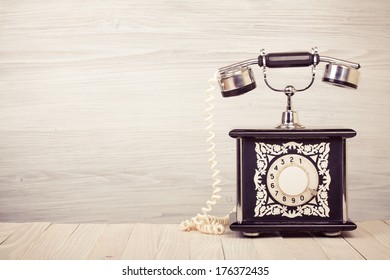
[180,72,230,235]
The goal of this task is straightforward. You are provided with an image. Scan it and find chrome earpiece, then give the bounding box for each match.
[218,66,257,97]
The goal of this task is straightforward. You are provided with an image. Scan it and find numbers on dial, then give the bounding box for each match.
[267,154,319,206]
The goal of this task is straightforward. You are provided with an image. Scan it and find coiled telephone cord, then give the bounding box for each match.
[180,72,230,235]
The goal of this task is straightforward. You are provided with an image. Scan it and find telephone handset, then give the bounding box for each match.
[219,48,360,93]
[181,48,361,236]
[218,48,360,128]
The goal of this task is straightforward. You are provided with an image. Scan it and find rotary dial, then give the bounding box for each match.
[266,154,319,206]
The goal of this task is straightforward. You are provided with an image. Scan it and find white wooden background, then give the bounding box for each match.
[0,0,389,224]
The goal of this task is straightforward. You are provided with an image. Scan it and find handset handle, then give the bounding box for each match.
[258,52,320,68]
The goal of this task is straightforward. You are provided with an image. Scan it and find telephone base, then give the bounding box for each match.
[229,218,357,237]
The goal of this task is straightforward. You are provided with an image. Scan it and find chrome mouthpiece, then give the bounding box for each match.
[322,63,360,89]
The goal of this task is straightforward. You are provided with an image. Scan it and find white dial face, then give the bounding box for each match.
[266,154,319,206]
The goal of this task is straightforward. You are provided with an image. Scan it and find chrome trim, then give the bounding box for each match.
[218,58,258,73]
[320,56,360,69]
[343,139,348,223]
[237,139,243,223]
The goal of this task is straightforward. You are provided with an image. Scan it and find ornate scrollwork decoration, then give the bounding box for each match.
[254,141,331,218]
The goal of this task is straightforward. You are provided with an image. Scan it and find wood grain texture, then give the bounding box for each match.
[253,233,296,260]
[0,223,50,259]
[190,231,225,260]
[280,232,329,260]
[310,234,364,260]
[87,224,134,260]
[155,224,190,260]
[0,0,389,224]
[21,223,78,259]
[1,221,389,259]
[121,223,163,260]
[50,224,105,259]
[251,233,297,260]
[220,230,260,259]
[0,223,23,244]
[343,221,390,259]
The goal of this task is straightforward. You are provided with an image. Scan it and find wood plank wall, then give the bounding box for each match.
[0,0,389,224]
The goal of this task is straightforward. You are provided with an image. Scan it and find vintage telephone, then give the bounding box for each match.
[180,48,361,237]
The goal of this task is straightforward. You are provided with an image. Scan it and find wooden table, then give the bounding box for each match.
[0,220,389,260]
